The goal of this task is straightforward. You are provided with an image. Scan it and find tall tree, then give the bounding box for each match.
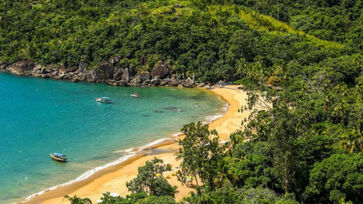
[126,158,177,197]
[176,122,224,190]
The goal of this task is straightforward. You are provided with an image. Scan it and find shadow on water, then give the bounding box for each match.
[50,160,69,166]
[163,106,183,112]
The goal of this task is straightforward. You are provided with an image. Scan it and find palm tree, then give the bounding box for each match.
[339,127,362,153]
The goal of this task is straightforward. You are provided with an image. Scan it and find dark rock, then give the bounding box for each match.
[119,80,128,86]
[181,77,195,88]
[40,68,48,74]
[16,60,34,70]
[91,62,114,82]
[33,64,42,72]
[151,62,171,79]
[68,66,78,72]
[107,80,119,86]
[74,68,82,74]
[142,79,151,86]
[197,82,206,87]
[0,63,7,70]
[128,66,137,77]
[83,72,94,82]
[168,78,179,86]
[59,67,67,75]
[151,76,161,86]
[41,74,49,78]
[122,68,130,82]
[139,73,151,81]
[129,77,141,86]
[78,62,88,71]
[72,78,80,82]
[113,69,124,81]
[78,74,87,81]
[109,56,122,65]
[2,58,218,89]
[33,73,42,78]
[214,80,226,88]
[129,73,151,86]
[7,60,35,75]
[33,65,49,75]
[51,70,58,77]
[160,80,168,86]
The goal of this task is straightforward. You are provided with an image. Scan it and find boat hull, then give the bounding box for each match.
[50,153,67,162]
[96,98,112,103]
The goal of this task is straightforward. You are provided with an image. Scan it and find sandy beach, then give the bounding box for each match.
[23,85,252,204]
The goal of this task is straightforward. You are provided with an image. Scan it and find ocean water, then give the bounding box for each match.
[0,72,224,203]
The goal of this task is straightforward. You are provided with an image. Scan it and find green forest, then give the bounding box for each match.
[1,0,362,203]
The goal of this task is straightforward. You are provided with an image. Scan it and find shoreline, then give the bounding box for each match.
[21,85,250,204]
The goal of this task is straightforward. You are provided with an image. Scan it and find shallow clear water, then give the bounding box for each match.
[0,72,223,203]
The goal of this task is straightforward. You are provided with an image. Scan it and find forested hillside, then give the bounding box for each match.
[1,0,362,203]
[0,0,361,83]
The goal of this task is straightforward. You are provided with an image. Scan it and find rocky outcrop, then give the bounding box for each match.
[129,73,151,86]
[109,55,122,65]
[113,69,123,81]
[122,68,130,82]
[0,59,207,88]
[6,60,35,75]
[179,77,195,88]
[151,62,172,79]
[91,62,115,82]
[151,76,161,86]
[78,62,88,71]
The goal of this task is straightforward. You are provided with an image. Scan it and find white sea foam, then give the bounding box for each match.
[203,114,223,124]
[203,100,229,124]
[139,138,173,150]
[113,147,136,154]
[172,132,183,137]
[124,148,135,153]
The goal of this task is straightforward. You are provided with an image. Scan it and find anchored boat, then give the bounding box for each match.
[50,152,67,162]
[130,93,140,98]
[96,96,112,103]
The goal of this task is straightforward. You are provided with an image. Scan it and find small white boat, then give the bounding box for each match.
[130,93,140,98]
[96,97,112,103]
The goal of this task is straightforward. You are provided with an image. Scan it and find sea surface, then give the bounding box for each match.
[0,72,224,203]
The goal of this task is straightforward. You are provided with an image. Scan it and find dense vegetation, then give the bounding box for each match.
[1,0,361,83]
[2,0,362,203]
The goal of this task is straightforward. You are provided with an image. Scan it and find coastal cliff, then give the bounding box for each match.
[0,59,206,88]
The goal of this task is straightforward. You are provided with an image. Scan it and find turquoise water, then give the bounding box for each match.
[0,72,223,203]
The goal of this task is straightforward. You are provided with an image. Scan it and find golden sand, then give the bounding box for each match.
[23,85,251,204]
